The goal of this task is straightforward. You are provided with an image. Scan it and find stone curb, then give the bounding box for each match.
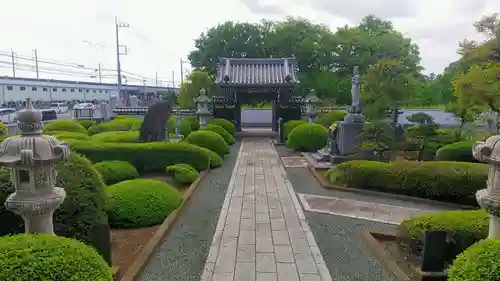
[118,169,209,281]
[308,166,476,210]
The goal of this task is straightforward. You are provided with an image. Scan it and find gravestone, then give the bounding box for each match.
[420,231,447,281]
[139,99,173,142]
[277,118,285,144]
[130,95,139,107]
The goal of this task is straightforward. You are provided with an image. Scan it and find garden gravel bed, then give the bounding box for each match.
[138,141,241,281]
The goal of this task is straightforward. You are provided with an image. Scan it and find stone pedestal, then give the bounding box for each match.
[337,121,364,155]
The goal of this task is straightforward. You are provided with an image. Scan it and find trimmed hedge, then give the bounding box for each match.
[51,132,90,141]
[208,118,236,136]
[185,130,229,157]
[88,117,141,135]
[93,161,139,185]
[106,179,183,228]
[0,234,113,281]
[201,124,235,145]
[166,116,194,137]
[78,119,94,129]
[283,120,307,140]
[68,140,222,172]
[43,120,88,135]
[0,153,111,264]
[0,122,7,136]
[435,140,476,162]
[399,210,488,261]
[287,123,329,152]
[448,238,500,281]
[91,131,139,143]
[167,164,199,185]
[315,111,347,128]
[326,160,487,205]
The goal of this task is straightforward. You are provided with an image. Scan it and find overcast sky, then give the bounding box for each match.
[1,0,498,86]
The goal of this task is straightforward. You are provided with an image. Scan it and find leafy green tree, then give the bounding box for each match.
[404,113,439,160]
[177,70,215,109]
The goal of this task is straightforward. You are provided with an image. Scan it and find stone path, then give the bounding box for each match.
[200,139,332,281]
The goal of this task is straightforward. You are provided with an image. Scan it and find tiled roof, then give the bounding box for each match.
[216,57,299,86]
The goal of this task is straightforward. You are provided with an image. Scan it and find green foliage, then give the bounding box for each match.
[106,179,183,228]
[43,120,88,135]
[435,140,476,162]
[0,234,113,281]
[200,124,235,145]
[315,111,347,128]
[91,131,139,143]
[448,238,500,281]
[51,132,90,141]
[283,120,308,139]
[177,71,215,109]
[287,123,329,152]
[167,164,199,185]
[208,118,236,136]
[93,161,139,185]
[358,122,394,154]
[0,122,8,137]
[327,160,487,205]
[399,210,488,261]
[67,140,222,172]
[78,119,94,129]
[88,117,141,135]
[185,130,229,157]
[0,153,110,263]
[166,116,194,137]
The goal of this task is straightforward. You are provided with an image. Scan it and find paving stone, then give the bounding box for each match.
[272,230,290,245]
[277,263,300,281]
[239,230,256,244]
[300,274,322,281]
[237,244,256,262]
[256,253,277,273]
[271,219,286,231]
[235,262,256,281]
[212,272,234,281]
[274,245,294,263]
[257,272,278,281]
[294,254,318,274]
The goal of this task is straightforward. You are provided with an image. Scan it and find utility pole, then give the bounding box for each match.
[180,59,187,85]
[33,49,39,79]
[155,71,158,86]
[11,50,15,78]
[98,63,102,83]
[115,16,129,103]
[171,71,175,91]
[143,79,147,95]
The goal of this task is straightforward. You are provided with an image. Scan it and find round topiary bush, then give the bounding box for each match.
[200,124,235,145]
[208,118,236,136]
[315,111,347,128]
[106,179,183,228]
[78,119,94,129]
[88,117,141,135]
[93,161,139,185]
[287,123,329,152]
[52,132,90,141]
[185,130,229,157]
[283,120,308,140]
[91,131,139,143]
[0,153,111,264]
[166,116,193,137]
[43,120,88,135]
[167,164,199,185]
[435,140,476,162]
[0,234,113,281]
[448,238,500,281]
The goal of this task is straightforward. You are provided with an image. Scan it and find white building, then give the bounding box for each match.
[0,76,178,105]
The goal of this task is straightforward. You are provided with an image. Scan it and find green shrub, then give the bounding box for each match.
[130,119,143,130]
[51,132,90,141]
[0,122,8,137]
[326,160,487,205]
[93,161,139,185]
[167,164,199,185]
[185,130,229,157]
[287,123,329,152]
[435,140,476,162]
[284,120,308,139]
[173,163,198,172]
[0,234,113,281]
[448,238,500,281]
[88,117,141,135]
[91,131,139,143]
[68,140,222,171]
[0,153,111,264]
[201,124,235,145]
[185,117,200,131]
[106,179,183,228]
[417,129,463,160]
[43,120,88,135]
[399,210,488,261]
[166,116,194,137]
[315,111,347,128]
[78,119,94,129]
[208,118,236,136]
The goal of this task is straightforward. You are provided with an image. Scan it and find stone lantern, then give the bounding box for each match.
[0,98,70,234]
[304,89,320,123]
[473,135,500,238]
[196,88,211,128]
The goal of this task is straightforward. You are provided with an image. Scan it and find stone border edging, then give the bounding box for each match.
[308,166,476,210]
[118,170,209,281]
[361,230,413,281]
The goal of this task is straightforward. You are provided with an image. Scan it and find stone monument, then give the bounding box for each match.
[0,98,70,234]
[130,95,139,107]
[303,89,320,123]
[473,135,500,238]
[139,97,173,142]
[196,88,211,128]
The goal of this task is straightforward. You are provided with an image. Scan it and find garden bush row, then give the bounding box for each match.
[326,160,487,205]
[167,164,199,185]
[185,130,229,157]
[93,160,139,185]
[435,140,476,162]
[287,123,329,152]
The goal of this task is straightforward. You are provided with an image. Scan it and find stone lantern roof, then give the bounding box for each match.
[196,89,210,103]
[304,89,320,104]
[0,98,70,167]
[473,135,500,164]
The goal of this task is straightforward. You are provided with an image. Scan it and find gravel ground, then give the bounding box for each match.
[138,141,241,281]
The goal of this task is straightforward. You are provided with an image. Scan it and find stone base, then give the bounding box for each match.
[337,121,364,155]
[312,148,331,162]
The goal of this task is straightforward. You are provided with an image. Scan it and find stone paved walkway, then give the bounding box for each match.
[200,139,332,281]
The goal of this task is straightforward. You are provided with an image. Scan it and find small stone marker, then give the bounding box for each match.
[420,231,447,281]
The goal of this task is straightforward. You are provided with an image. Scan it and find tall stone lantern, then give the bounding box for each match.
[473,135,500,238]
[0,98,70,234]
[196,88,211,128]
[304,89,320,123]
